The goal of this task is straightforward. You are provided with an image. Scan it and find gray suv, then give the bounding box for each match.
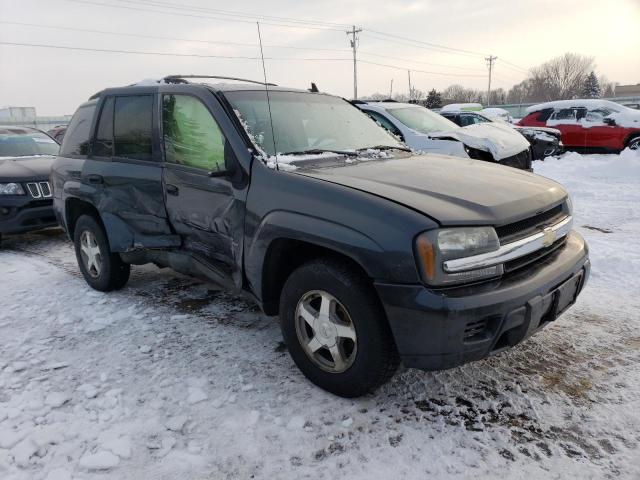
[51,76,589,397]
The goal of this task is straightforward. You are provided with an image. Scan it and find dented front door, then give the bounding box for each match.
[159,87,246,288]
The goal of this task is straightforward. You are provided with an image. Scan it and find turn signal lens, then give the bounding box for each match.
[415,234,435,281]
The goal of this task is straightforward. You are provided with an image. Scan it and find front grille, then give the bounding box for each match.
[496,203,566,244]
[504,236,566,273]
[26,181,52,199]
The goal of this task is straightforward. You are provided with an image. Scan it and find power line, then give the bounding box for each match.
[364,29,488,58]
[67,0,347,32]
[0,20,350,53]
[0,41,351,61]
[358,59,486,78]
[499,58,529,73]
[109,0,351,28]
[358,51,485,71]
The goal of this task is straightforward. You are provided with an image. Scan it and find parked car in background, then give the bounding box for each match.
[479,107,513,123]
[355,101,532,169]
[47,125,67,143]
[52,76,589,397]
[0,126,59,243]
[518,99,640,152]
[440,109,562,160]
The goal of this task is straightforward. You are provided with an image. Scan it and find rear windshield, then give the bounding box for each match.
[0,128,59,157]
[224,90,402,156]
[386,106,459,134]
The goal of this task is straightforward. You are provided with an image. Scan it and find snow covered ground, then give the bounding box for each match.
[1,150,639,480]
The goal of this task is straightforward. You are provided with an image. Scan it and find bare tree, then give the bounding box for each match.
[442,84,483,103]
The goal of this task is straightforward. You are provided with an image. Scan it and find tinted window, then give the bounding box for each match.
[94,97,114,157]
[114,95,153,160]
[162,95,227,171]
[60,103,96,156]
[459,114,490,126]
[0,128,60,157]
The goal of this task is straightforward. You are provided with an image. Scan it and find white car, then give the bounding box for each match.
[354,101,532,170]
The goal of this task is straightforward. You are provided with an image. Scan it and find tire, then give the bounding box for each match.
[627,135,640,150]
[73,214,130,291]
[279,258,399,397]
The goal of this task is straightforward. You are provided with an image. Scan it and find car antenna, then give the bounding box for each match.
[256,21,278,170]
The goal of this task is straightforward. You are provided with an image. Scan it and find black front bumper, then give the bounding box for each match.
[375,231,589,370]
[0,196,58,235]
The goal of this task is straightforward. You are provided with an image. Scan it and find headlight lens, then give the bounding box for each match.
[415,227,502,286]
[0,183,25,195]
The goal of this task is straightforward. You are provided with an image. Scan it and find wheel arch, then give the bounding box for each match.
[624,132,640,148]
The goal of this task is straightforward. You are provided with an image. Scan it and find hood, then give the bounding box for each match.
[430,122,530,160]
[294,154,567,226]
[0,155,56,182]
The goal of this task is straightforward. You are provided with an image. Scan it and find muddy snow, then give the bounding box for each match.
[0,150,639,479]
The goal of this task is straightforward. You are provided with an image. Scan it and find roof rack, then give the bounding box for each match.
[163,75,276,86]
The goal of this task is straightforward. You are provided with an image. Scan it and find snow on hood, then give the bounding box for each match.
[525,99,624,114]
[430,122,530,160]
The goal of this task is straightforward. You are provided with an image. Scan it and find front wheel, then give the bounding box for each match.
[279,258,399,397]
[73,214,130,291]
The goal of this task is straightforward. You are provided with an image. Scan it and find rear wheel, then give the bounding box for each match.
[73,214,130,291]
[627,136,640,150]
[279,258,399,397]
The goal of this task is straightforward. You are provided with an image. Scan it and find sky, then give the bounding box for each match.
[0,0,639,115]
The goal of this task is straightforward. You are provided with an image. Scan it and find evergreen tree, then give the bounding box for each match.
[425,89,442,108]
[582,71,601,98]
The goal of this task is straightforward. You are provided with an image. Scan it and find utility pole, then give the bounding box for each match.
[346,25,362,99]
[485,55,497,107]
[407,70,412,102]
[389,79,393,99]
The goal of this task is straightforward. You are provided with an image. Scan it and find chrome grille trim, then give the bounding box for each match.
[443,216,573,273]
[26,182,41,198]
[25,181,52,199]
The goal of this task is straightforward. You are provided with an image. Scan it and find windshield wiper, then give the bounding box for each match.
[356,145,411,152]
[279,148,358,157]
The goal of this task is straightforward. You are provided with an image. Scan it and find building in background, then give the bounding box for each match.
[0,106,71,130]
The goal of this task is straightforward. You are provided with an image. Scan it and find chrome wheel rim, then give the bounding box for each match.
[79,230,102,278]
[294,290,357,373]
[629,138,640,150]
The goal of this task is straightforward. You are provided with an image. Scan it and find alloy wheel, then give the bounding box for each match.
[79,230,102,278]
[294,290,357,373]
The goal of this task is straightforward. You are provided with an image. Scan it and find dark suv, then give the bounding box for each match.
[51,76,590,397]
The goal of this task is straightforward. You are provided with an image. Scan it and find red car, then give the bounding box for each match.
[518,99,640,152]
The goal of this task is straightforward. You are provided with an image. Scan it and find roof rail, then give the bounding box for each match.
[163,75,277,86]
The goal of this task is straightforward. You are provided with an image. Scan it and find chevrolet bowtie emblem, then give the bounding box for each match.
[542,227,556,247]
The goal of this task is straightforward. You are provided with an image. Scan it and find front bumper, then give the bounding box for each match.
[375,231,589,370]
[0,196,58,235]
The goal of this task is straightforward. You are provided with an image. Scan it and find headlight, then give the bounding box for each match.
[0,183,25,195]
[415,227,503,286]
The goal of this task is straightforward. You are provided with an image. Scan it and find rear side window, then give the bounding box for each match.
[114,95,153,160]
[60,103,96,156]
[93,97,114,157]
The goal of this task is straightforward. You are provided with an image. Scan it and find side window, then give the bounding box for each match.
[93,97,114,157]
[114,95,153,161]
[459,114,475,127]
[366,110,402,137]
[550,109,577,121]
[162,94,227,172]
[60,103,96,156]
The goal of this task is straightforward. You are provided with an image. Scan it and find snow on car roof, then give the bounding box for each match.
[363,102,421,110]
[440,103,483,113]
[525,99,624,114]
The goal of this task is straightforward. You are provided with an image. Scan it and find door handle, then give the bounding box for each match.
[86,174,103,184]
[165,184,179,196]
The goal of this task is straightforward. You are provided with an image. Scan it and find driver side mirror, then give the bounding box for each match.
[603,117,616,126]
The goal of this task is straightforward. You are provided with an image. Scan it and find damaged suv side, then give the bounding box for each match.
[52,76,589,397]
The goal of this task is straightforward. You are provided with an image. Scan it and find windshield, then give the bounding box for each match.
[0,128,59,157]
[386,106,459,134]
[224,91,403,156]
